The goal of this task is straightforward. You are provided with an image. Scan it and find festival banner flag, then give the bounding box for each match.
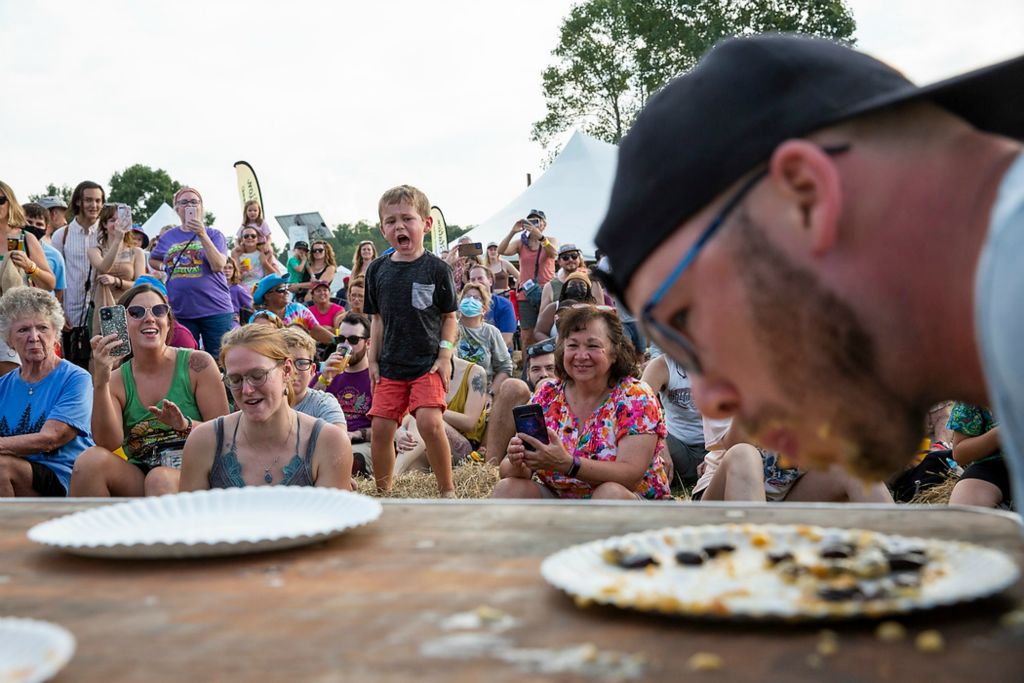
[430,205,448,256]
[233,161,264,214]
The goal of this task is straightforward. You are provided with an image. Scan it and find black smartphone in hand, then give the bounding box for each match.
[513,404,549,452]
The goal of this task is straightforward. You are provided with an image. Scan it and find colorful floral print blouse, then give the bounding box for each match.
[531,377,671,499]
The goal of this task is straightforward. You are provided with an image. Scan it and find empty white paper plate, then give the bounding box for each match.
[28,487,382,559]
[0,617,75,682]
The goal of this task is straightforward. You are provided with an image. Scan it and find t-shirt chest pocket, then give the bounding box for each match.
[411,282,435,310]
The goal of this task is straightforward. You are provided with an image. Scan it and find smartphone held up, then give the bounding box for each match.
[513,404,549,452]
[99,305,132,358]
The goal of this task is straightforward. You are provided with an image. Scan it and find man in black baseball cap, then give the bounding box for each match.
[595,33,1024,498]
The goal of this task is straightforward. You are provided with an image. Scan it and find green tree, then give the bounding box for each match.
[532,0,856,151]
[273,222,474,270]
[106,164,216,226]
[28,183,73,204]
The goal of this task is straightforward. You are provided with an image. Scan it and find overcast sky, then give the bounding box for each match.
[3,0,1021,234]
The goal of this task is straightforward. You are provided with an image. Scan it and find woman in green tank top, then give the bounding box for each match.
[68,284,230,497]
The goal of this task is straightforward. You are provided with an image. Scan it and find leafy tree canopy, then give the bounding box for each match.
[532,0,856,151]
[107,164,215,226]
[28,183,74,205]
[271,222,474,269]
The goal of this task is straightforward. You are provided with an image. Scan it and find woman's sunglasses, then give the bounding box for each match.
[242,233,258,239]
[127,304,170,320]
[312,248,325,254]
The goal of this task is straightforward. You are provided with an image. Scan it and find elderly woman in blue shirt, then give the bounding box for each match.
[0,287,93,496]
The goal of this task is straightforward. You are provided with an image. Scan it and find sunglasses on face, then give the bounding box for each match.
[223,362,282,390]
[271,287,289,295]
[293,358,314,371]
[337,334,368,345]
[559,253,580,261]
[0,196,7,206]
[312,248,325,253]
[126,304,170,319]
[242,233,257,239]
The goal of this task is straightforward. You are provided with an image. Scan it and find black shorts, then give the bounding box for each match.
[30,462,67,497]
[961,456,1012,505]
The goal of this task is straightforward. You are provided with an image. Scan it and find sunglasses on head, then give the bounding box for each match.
[336,334,368,345]
[526,340,556,357]
[126,304,170,320]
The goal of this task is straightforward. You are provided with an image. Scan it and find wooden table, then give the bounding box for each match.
[1,500,1022,682]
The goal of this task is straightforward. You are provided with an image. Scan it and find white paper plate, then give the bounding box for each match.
[28,487,382,559]
[0,618,75,683]
[541,523,1021,621]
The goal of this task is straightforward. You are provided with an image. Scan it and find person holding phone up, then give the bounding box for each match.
[89,204,146,336]
[149,187,234,361]
[492,305,672,500]
[69,283,229,497]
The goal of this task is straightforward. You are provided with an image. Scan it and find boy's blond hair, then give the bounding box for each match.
[377,185,430,223]
[279,326,317,358]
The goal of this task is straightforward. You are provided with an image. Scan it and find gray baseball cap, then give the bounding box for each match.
[37,196,68,210]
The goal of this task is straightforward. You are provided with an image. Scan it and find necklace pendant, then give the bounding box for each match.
[264,470,273,484]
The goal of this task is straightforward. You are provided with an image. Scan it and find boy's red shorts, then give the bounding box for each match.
[367,372,447,423]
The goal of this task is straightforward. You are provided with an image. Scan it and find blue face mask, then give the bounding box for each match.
[459,298,484,317]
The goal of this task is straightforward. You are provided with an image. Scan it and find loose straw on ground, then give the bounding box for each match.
[355,461,501,499]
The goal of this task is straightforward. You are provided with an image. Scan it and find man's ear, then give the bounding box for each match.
[768,140,843,256]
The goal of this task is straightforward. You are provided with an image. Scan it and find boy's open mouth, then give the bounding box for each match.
[396,235,411,247]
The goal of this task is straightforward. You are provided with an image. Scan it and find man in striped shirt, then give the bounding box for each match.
[52,181,104,368]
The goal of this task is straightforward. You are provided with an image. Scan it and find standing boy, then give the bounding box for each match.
[364,186,458,496]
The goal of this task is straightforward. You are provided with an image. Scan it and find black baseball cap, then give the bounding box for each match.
[527,209,546,221]
[595,32,1024,297]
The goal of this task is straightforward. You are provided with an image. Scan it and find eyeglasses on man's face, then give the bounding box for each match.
[639,143,851,375]
[176,199,201,207]
[337,334,368,346]
[292,358,314,371]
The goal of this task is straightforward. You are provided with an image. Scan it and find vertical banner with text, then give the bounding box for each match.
[233,161,264,216]
[430,205,448,256]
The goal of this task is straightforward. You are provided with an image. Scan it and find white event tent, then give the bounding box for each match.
[454,130,617,258]
[138,203,182,239]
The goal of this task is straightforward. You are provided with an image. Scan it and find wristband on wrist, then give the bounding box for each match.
[567,454,582,478]
[439,340,454,351]
[177,417,194,435]
[27,262,38,275]
[317,374,330,387]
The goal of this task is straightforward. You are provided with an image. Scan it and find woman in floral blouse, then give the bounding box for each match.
[493,304,671,500]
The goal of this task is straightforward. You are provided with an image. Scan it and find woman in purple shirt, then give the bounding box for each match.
[148,187,234,360]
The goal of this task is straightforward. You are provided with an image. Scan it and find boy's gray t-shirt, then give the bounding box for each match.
[365,252,457,380]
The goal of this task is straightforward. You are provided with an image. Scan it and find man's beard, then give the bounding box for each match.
[348,346,367,366]
[730,211,924,480]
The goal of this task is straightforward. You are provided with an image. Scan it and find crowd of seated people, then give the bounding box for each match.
[0,178,1011,513]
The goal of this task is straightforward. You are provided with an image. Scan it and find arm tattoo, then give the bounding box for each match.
[189,352,213,374]
[471,371,486,395]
